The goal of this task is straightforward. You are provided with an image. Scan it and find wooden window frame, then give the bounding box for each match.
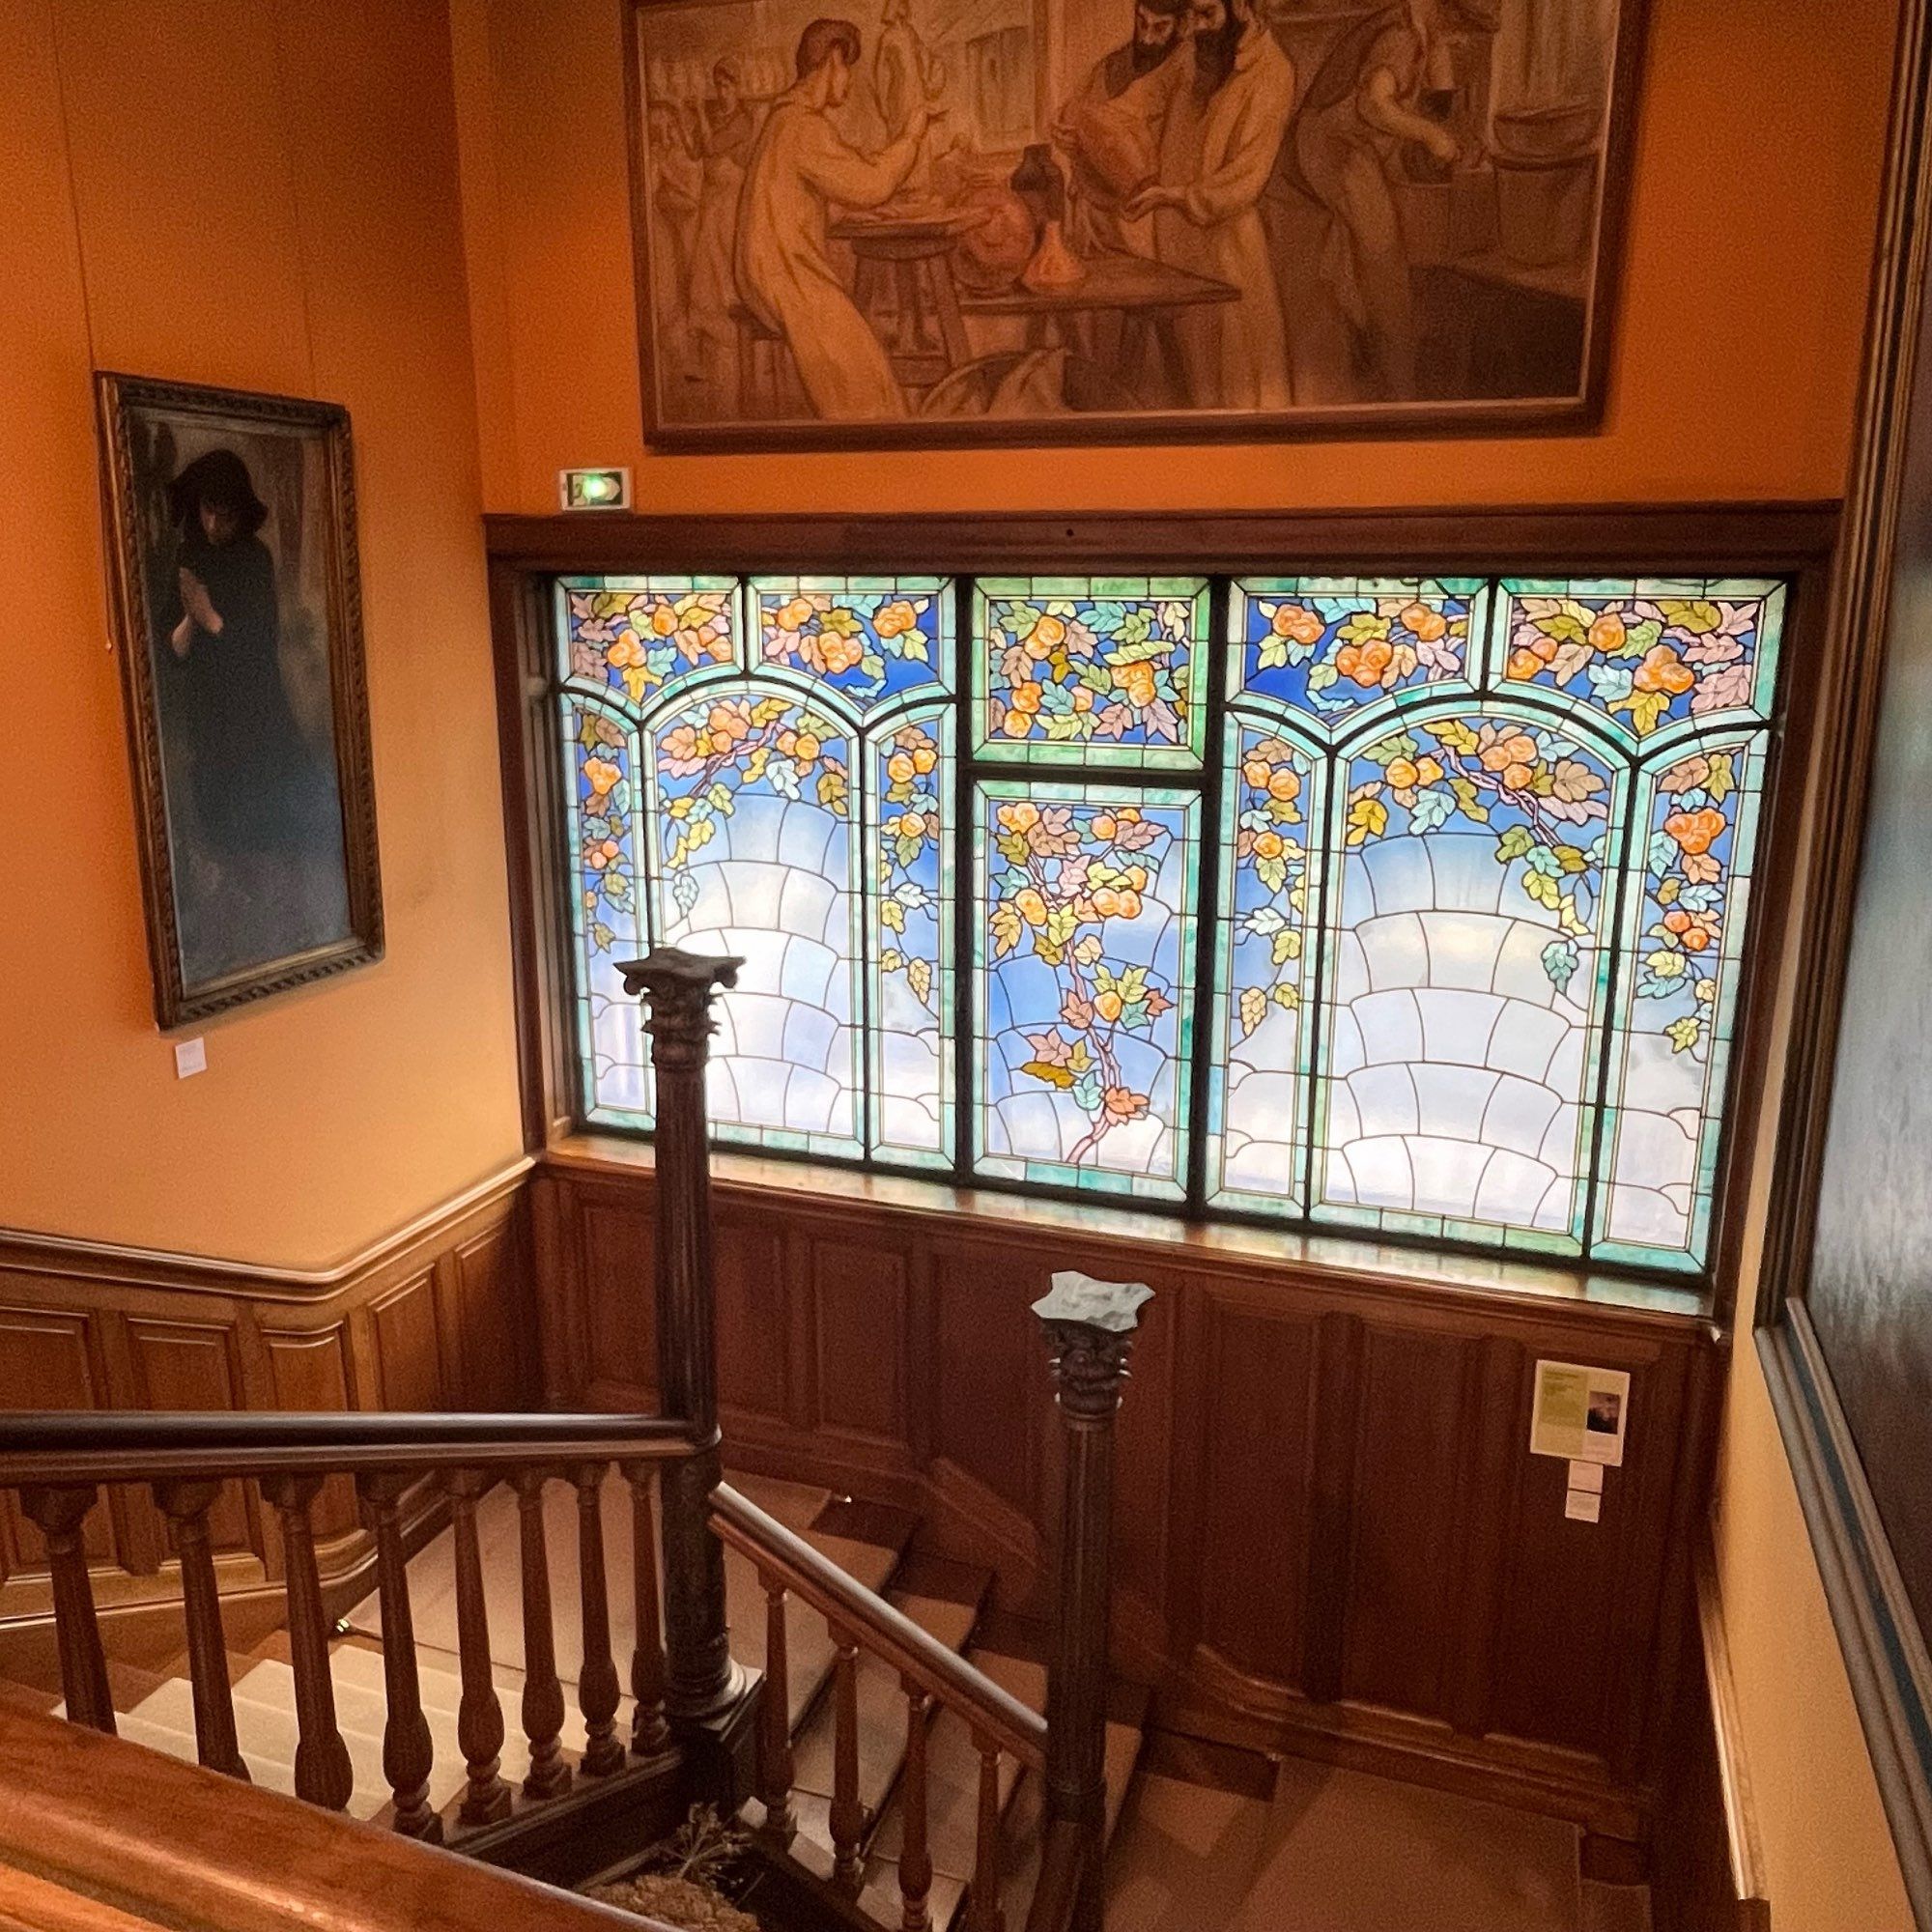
[485,503,1838,1323]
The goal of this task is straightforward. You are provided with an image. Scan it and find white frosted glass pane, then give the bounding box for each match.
[1414,1065,1499,1140]
[1406,1137,1492,1212]
[1416,989,1502,1066]
[731,862,789,925]
[1352,990,1424,1064]
[1613,1108,1696,1192]
[1481,1075,1561,1158]
[782,1003,838,1070]
[1360,914,1429,992]
[1343,1136,1415,1208]
[1425,837,1507,915]
[1360,838,1435,915]
[1417,911,1506,990]
[779,868,838,940]
[780,938,838,1006]
[1488,1005,1570,1082]
[1475,1150,1556,1225]
[1349,1063,1420,1137]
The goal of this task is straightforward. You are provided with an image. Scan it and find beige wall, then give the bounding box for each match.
[0,0,523,1265]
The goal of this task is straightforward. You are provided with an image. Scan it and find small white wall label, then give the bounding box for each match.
[174,1037,207,1079]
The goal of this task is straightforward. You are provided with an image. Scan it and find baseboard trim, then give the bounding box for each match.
[1695,1535,1773,1928]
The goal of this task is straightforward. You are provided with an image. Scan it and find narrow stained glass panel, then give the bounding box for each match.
[557,576,739,709]
[1492,579,1783,741]
[645,686,862,1156]
[1591,733,1771,1271]
[1230,579,1484,724]
[1313,712,1625,1250]
[752,577,952,712]
[867,708,954,1166]
[974,577,1208,767]
[1208,722,1322,1209]
[974,781,1198,1199]
[562,699,651,1127]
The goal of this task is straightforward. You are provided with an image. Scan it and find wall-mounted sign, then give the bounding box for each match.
[1529,1358,1630,1468]
[560,467,632,510]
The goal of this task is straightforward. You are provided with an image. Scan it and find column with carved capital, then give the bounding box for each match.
[1034,1270,1152,1932]
[619,946,746,1723]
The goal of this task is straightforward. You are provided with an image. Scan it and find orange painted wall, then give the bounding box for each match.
[0,0,522,1265]
[455,0,1897,517]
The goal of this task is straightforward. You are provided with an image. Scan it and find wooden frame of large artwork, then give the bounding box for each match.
[97,374,384,1031]
[624,0,1648,450]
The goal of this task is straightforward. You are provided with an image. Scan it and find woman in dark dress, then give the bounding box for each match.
[158,447,348,980]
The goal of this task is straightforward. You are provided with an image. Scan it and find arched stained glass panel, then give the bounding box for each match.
[1313,712,1625,1250]
[644,688,864,1155]
[1593,732,1773,1270]
[1208,722,1323,1210]
[973,781,1198,1199]
[867,708,954,1166]
[560,698,650,1126]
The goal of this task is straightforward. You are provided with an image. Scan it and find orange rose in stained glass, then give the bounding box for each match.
[1270,604,1324,644]
[980,582,1207,765]
[753,582,950,711]
[1238,584,1473,722]
[1663,807,1725,856]
[565,582,739,707]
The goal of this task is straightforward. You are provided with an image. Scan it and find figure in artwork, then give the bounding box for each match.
[634,0,1629,432]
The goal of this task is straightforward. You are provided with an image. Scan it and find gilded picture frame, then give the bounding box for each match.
[97,374,384,1030]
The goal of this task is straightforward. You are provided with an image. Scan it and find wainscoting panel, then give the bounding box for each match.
[535,1145,1719,1845]
[0,1164,535,1634]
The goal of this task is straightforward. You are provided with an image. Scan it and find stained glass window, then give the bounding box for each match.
[551,569,1785,1280]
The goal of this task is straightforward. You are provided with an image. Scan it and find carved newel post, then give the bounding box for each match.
[619,946,747,1723]
[1035,1269,1152,1932]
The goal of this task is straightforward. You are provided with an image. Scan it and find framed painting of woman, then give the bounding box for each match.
[97,375,383,1029]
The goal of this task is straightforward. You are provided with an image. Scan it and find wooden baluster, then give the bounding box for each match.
[897,1682,933,1932]
[967,1734,1006,1932]
[828,1626,864,1892]
[260,1473,354,1809]
[511,1467,572,1799]
[572,1462,625,1775]
[20,1486,113,1735]
[355,1472,441,1842]
[445,1470,512,1827]
[623,1461,671,1764]
[154,1479,247,1780]
[757,1577,795,1841]
[1035,1274,1152,1932]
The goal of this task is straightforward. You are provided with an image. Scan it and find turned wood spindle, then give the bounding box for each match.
[21,1485,113,1735]
[623,1460,671,1763]
[897,1681,934,1932]
[355,1471,440,1841]
[261,1473,355,1810]
[154,1478,248,1780]
[1035,1270,1152,1932]
[618,947,744,1722]
[445,1469,512,1827]
[512,1466,572,1799]
[829,1626,865,1892]
[967,1733,1006,1932]
[757,1577,795,1840]
[572,1462,625,1776]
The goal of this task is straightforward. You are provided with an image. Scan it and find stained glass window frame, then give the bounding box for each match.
[546,567,1788,1288]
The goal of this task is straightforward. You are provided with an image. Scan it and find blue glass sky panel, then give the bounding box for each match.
[867,708,954,1167]
[1590,732,1771,1268]
[643,688,863,1155]
[561,699,653,1126]
[973,578,1209,766]
[1310,710,1626,1247]
[557,576,740,711]
[1492,579,1785,742]
[1230,580,1485,726]
[751,577,952,712]
[973,781,1198,1196]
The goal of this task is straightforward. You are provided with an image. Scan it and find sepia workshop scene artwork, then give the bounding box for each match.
[628,0,1638,442]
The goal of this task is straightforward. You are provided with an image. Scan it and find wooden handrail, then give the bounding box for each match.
[709,1481,1047,1770]
[0,1411,696,1484]
[0,1703,672,1932]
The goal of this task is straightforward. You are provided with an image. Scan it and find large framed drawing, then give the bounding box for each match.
[97,375,384,1029]
[626,0,1645,448]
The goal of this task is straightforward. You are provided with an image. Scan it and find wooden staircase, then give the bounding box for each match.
[7,1469,1147,1924]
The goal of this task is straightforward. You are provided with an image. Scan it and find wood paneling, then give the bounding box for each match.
[0,1164,534,1634]
[809,1239,907,1448]
[578,1197,657,1406]
[537,1144,1718,1847]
